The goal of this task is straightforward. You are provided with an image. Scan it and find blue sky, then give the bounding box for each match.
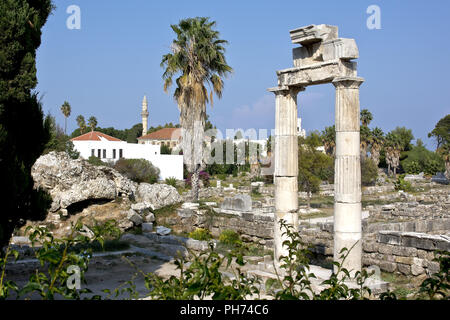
[36,0,450,149]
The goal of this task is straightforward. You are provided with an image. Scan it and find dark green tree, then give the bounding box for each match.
[0,0,54,248]
[428,115,450,178]
[298,135,334,207]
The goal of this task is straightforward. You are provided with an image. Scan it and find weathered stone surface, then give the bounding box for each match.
[395,256,414,265]
[136,183,182,209]
[397,263,411,275]
[131,201,154,215]
[392,246,417,257]
[127,209,143,225]
[220,194,252,212]
[411,264,425,276]
[156,226,171,236]
[144,213,155,223]
[289,24,338,45]
[142,222,153,233]
[379,261,397,273]
[378,244,395,255]
[32,151,137,212]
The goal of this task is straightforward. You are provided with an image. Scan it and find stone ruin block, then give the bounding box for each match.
[220,194,252,212]
[289,24,338,45]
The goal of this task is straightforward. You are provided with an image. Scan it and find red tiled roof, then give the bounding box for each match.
[138,128,181,141]
[71,131,122,142]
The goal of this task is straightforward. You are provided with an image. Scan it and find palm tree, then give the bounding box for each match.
[321,125,336,156]
[385,132,402,177]
[360,125,371,159]
[161,17,232,201]
[370,127,385,166]
[60,101,71,134]
[360,108,373,127]
[88,116,97,132]
[76,115,86,134]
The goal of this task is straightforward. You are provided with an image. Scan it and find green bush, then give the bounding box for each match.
[165,177,177,187]
[87,156,104,166]
[401,144,445,176]
[394,174,414,192]
[219,229,242,246]
[189,228,212,241]
[361,158,378,186]
[113,158,160,184]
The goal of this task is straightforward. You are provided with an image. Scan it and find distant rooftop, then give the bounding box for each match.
[71,131,122,142]
[138,127,181,141]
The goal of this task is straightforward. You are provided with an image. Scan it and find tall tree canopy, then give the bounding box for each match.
[428,114,450,178]
[0,0,54,248]
[161,17,232,200]
[428,114,450,150]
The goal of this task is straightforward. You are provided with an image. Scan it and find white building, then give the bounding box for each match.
[71,131,183,180]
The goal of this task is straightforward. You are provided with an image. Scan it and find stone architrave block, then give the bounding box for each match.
[289,24,338,45]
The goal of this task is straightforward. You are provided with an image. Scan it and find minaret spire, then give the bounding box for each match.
[141,95,149,136]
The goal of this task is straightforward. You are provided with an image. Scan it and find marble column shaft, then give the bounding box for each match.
[271,86,304,261]
[332,76,364,275]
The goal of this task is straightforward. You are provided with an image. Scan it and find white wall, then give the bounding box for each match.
[72,140,183,180]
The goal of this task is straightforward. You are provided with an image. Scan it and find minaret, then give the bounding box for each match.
[141,95,149,136]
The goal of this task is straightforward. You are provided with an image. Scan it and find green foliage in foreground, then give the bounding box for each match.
[0,220,121,300]
[1,220,448,300]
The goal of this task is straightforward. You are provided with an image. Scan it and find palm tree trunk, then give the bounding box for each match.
[64,117,67,135]
[191,169,200,201]
[180,101,206,202]
[445,160,450,180]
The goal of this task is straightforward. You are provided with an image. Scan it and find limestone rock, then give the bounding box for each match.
[142,222,153,233]
[31,151,137,212]
[131,201,155,215]
[144,213,155,223]
[156,226,171,236]
[220,194,252,212]
[127,209,143,225]
[136,183,182,210]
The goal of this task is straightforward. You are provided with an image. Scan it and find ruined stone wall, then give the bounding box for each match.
[299,217,450,276]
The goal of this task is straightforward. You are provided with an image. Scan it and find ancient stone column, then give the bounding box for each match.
[332,76,364,275]
[269,86,304,262]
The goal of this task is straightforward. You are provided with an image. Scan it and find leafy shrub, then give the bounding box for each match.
[216,173,227,181]
[87,156,104,166]
[114,158,160,184]
[394,174,413,192]
[189,228,212,241]
[165,177,177,187]
[219,229,242,246]
[401,144,445,176]
[0,220,121,300]
[361,158,378,186]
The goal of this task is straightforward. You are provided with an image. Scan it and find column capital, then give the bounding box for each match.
[268,86,289,95]
[332,76,364,89]
[268,85,306,96]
